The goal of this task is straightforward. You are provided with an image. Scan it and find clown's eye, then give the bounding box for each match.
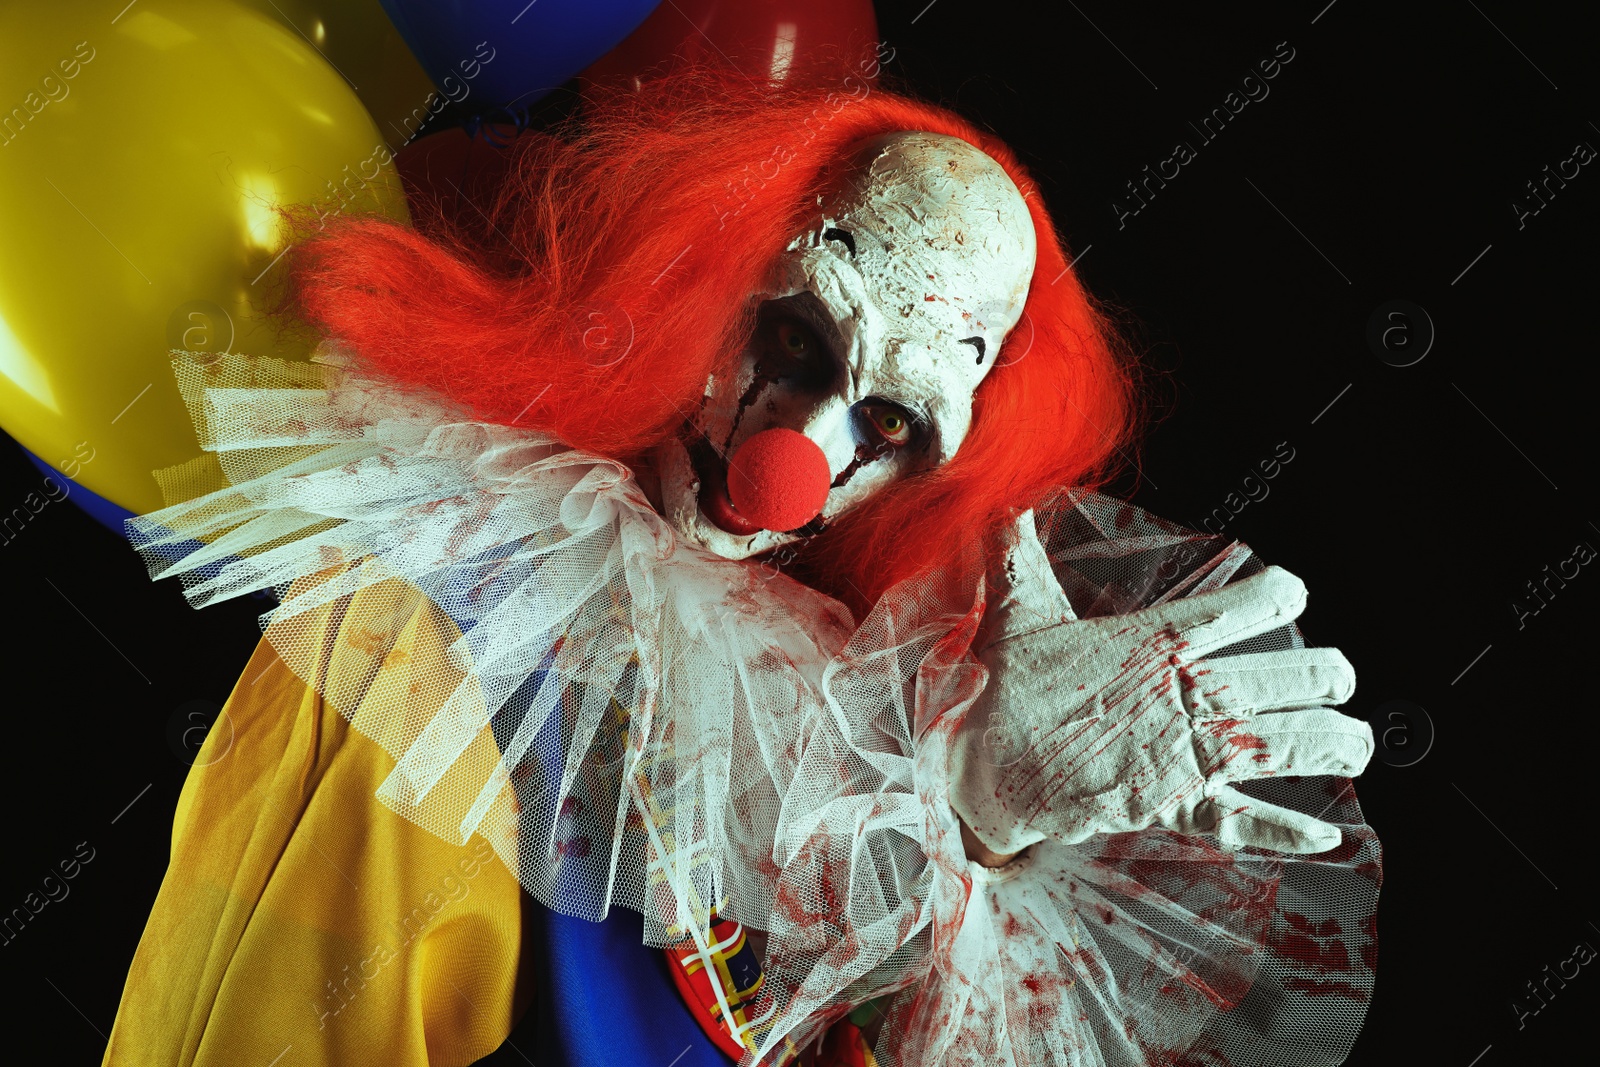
[860,402,915,447]
[778,322,809,354]
[760,316,830,385]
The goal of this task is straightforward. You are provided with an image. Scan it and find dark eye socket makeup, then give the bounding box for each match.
[753,295,840,388]
[762,318,829,382]
[750,293,933,453]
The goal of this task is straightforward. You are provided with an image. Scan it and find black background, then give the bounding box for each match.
[2,1,1594,1063]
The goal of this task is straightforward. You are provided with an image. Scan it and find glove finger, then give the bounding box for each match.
[1211,708,1375,782]
[1189,647,1355,715]
[1131,566,1308,659]
[1199,783,1344,855]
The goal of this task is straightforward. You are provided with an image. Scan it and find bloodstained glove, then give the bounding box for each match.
[949,514,1374,857]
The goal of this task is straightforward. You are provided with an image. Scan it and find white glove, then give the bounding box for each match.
[950,513,1374,856]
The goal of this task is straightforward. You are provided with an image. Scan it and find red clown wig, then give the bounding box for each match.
[282,65,1140,618]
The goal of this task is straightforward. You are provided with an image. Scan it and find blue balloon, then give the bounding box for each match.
[20,443,135,537]
[14,442,273,604]
[379,0,663,112]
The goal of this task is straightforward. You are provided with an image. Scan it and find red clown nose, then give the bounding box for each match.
[726,428,832,532]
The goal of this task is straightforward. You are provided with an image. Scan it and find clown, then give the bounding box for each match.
[106,68,1381,1067]
[649,130,1036,559]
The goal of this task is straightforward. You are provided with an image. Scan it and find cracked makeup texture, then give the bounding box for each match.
[651,131,1038,561]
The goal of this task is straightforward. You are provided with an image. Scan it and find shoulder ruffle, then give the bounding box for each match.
[128,347,1380,1067]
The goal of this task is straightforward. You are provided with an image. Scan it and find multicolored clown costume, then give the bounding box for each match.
[104,66,1382,1067]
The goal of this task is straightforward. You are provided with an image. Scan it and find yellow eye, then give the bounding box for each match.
[777,321,809,354]
[867,404,914,446]
[759,315,832,386]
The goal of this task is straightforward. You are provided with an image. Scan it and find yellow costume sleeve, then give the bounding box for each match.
[102,576,534,1066]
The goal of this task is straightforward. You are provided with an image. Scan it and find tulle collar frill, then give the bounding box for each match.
[127,346,1381,1067]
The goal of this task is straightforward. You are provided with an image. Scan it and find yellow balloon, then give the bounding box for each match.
[235,0,440,150]
[0,0,410,516]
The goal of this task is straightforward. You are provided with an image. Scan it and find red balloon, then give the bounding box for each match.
[582,0,880,93]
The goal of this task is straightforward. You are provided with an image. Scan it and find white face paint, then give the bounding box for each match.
[653,131,1037,561]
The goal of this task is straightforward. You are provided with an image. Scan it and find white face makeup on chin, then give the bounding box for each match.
[652,131,1038,561]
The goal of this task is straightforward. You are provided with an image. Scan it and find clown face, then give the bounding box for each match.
[653,131,1037,561]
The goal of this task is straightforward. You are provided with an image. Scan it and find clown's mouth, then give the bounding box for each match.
[687,435,764,536]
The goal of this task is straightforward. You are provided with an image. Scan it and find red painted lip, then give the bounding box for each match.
[692,442,764,536]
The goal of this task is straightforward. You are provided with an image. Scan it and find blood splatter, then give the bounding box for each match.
[1283,977,1369,1001]
[1269,913,1351,972]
